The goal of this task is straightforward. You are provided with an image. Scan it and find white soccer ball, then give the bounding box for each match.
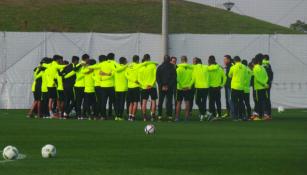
[2,145,19,160]
[41,144,56,158]
[278,106,285,113]
[144,124,155,134]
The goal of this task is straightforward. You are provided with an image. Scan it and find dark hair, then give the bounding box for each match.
[41,57,52,64]
[171,56,177,61]
[181,56,187,63]
[132,55,139,63]
[197,58,202,64]
[242,59,248,66]
[208,55,216,65]
[71,56,79,63]
[88,59,96,66]
[263,54,270,60]
[224,55,232,60]
[63,60,69,65]
[164,55,170,63]
[233,56,241,62]
[119,57,127,64]
[99,55,107,62]
[143,54,150,61]
[255,53,263,65]
[53,55,63,61]
[82,54,90,61]
[107,53,115,60]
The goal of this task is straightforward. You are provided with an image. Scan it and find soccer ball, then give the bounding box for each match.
[144,124,155,134]
[2,145,19,160]
[41,144,56,158]
[278,106,285,113]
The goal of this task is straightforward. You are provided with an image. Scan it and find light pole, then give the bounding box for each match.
[162,0,169,58]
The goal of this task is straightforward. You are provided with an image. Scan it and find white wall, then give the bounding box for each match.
[0,32,306,109]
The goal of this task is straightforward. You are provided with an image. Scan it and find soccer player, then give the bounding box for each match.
[62,56,79,118]
[170,56,177,66]
[191,57,209,121]
[156,55,176,121]
[43,55,66,118]
[263,54,274,117]
[223,55,234,118]
[105,53,118,118]
[55,60,68,119]
[98,53,118,120]
[93,55,107,119]
[175,56,193,121]
[74,54,89,120]
[28,62,45,118]
[82,59,97,120]
[242,59,252,119]
[114,57,128,121]
[138,54,157,121]
[228,56,247,121]
[40,57,52,118]
[126,55,141,121]
[189,57,197,116]
[252,55,269,120]
[208,55,226,119]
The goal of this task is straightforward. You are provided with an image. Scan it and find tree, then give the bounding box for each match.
[290,20,307,33]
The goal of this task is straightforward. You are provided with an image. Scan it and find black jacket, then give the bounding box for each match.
[264,64,274,87]
[156,61,176,88]
[61,64,76,89]
[225,63,232,88]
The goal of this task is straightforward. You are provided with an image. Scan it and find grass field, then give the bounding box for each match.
[1,109,307,175]
[0,0,299,34]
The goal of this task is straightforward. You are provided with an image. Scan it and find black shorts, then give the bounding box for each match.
[33,91,41,101]
[176,89,192,102]
[141,88,158,100]
[47,87,57,99]
[127,88,140,102]
[57,90,64,101]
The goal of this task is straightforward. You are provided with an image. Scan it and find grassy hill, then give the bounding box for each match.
[0,0,300,34]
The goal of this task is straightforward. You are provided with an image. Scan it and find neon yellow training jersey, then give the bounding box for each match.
[191,64,209,89]
[31,67,43,92]
[208,64,226,88]
[82,67,95,93]
[114,64,128,92]
[253,64,268,90]
[138,61,157,90]
[176,63,193,90]
[228,62,247,91]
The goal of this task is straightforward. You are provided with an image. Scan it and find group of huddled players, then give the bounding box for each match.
[28,52,273,122]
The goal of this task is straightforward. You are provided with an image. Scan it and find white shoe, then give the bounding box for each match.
[200,115,204,122]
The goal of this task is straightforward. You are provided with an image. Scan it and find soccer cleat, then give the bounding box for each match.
[200,115,204,122]
[253,117,262,121]
[174,117,179,122]
[221,113,228,118]
[263,114,272,121]
[167,116,173,122]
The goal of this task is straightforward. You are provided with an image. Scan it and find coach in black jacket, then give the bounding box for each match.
[156,55,177,120]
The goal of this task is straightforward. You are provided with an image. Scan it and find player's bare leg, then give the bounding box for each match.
[142,99,147,121]
[175,101,181,121]
[184,101,190,121]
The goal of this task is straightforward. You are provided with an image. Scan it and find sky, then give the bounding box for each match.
[186,0,307,27]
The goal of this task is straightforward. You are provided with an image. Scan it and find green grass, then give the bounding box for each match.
[1,109,307,175]
[0,0,299,34]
